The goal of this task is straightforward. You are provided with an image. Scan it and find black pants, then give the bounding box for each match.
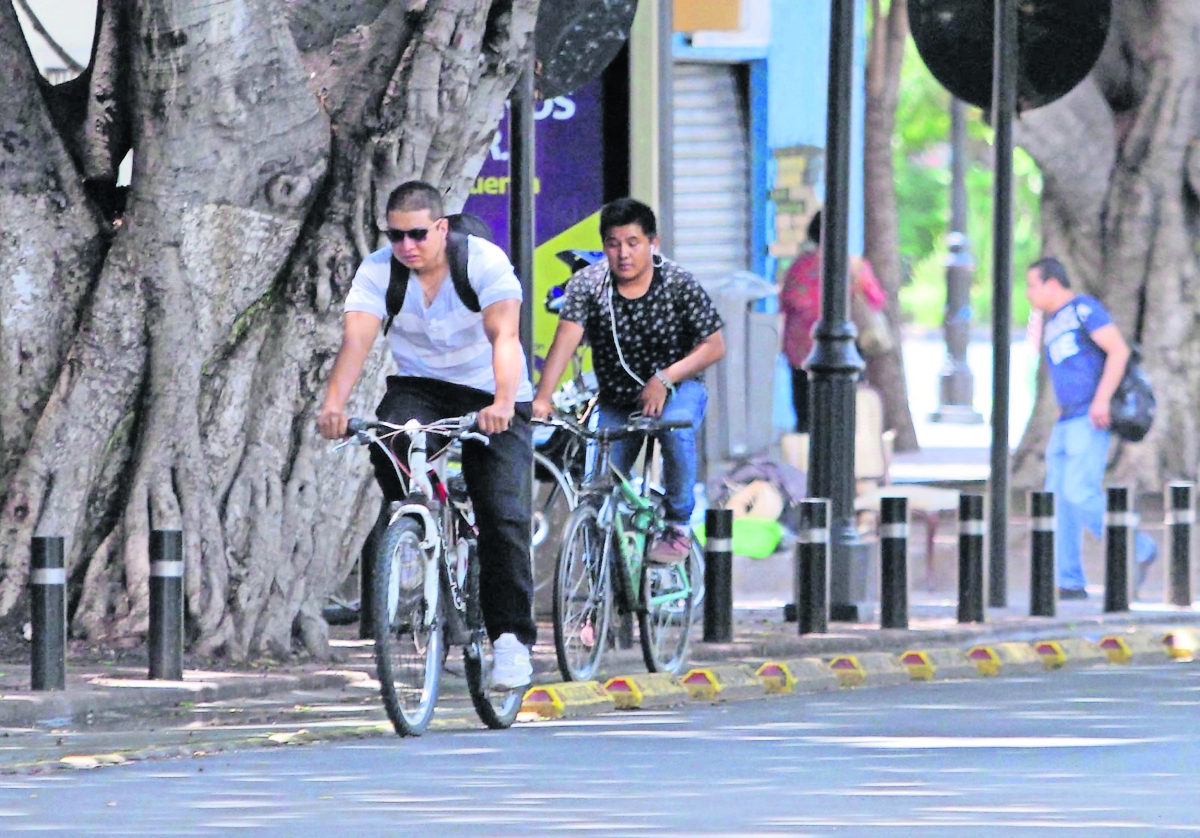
[372,376,537,648]
[791,367,810,434]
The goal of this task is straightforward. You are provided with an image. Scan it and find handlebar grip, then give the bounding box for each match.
[346,418,373,434]
[657,419,694,431]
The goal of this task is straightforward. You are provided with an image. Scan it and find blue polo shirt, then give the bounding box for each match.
[1042,295,1112,420]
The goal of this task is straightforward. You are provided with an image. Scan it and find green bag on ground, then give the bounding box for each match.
[693,517,784,560]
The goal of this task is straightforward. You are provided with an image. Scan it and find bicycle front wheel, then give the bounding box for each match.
[373,515,443,736]
[553,503,612,682]
[639,536,699,675]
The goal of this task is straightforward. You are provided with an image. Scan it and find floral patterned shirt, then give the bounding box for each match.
[558,259,724,409]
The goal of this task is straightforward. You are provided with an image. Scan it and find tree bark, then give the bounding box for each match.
[1013,1,1200,491]
[0,0,538,658]
[863,0,918,452]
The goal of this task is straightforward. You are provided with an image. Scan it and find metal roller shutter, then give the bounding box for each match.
[672,63,751,282]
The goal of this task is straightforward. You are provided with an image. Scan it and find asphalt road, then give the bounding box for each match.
[4,663,1200,836]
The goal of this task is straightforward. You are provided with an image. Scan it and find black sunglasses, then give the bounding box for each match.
[386,226,432,244]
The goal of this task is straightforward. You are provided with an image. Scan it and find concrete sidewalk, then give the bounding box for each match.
[3,597,1199,733]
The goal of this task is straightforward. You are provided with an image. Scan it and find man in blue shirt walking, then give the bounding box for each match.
[1026,257,1157,599]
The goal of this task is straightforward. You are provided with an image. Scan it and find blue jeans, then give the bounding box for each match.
[1045,415,1155,590]
[596,380,707,527]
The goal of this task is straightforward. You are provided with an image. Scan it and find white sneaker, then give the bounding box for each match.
[491,633,532,691]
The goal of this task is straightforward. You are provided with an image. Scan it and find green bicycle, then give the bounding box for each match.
[537,413,701,682]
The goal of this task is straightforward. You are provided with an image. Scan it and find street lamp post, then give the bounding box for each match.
[988,0,1019,609]
[807,0,867,623]
[931,96,983,425]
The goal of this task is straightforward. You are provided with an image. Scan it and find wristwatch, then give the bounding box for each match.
[654,370,676,395]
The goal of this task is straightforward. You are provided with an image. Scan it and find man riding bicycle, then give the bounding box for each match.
[533,198,726,563]
[317,180,535,690]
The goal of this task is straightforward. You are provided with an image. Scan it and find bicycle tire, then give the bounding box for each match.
[553,502,612,682]
[638,535,698,675]
[462,543,522,729]
[532,453,576,618]
[373,514,443,736]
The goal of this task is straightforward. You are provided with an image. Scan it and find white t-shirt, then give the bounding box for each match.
[344,236,534,401]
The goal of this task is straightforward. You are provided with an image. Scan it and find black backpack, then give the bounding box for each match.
[383,230,480,335]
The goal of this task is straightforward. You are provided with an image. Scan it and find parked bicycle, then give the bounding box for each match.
[535,413,702,682]
[334,414,521,736]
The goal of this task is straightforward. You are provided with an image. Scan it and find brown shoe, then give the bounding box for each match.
[648,526,691,564]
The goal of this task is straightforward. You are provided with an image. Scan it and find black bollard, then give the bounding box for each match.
[1030,491,1056,617]
[957,494,985,623]
[879,497,909,629]
[703,508,734,643]
[149,530,185,680]
[30,536,66,691]
[1104,487,1132,613]
[1166,483,1193,607]
[797,499,830,634]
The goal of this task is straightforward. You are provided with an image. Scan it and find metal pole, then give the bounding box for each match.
[1104,487,1132,613]
[932,97,983,424]
[149,529,185,680]
[1030,491,1056,617]
[807,0,866,623]
[958,493,986,623]
[509,55,536,375]
[988,0,1019,609]
[797,499,830,635]
[1166,483,1192,607]
[703,508,734,643]
[879,497,909,630]
[657,0,674,257]
[30,536,66,691]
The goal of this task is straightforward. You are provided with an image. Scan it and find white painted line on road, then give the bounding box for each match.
[803,735,1162,749]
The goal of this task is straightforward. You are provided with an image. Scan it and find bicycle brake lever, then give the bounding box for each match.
[459,430,491,446]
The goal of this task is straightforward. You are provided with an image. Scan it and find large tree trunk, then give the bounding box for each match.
[863,0,918,452]
[1013,1,1200,491]
[0,0,538,658]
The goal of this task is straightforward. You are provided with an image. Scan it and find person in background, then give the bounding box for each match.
[1025,256,1157,600]
[779,211,886,433]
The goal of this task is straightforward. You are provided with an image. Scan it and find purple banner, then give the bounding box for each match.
[463,80,605,248]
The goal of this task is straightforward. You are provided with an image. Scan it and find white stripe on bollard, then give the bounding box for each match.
[959,520,985,536]
[1166,509,1197,526]
[1031,516,1056,532]
[1104,511,1139,527]
[706,538,732,552]
[150,561,185,578]
[880,523,909,539]
[31,568,66,585]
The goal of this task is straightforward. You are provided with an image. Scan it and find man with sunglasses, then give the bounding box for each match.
[317,180,536,690]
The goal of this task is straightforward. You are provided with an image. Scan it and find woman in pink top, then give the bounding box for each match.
[779,211,885,432]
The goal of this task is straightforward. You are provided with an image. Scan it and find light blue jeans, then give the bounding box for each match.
[596,380,707,527]
[1045,415,1155,591]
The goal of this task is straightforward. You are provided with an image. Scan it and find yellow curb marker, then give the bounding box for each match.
[900,648,979,681]
[1163,629,1198,662]
[755,658,839,695]
[828,656,867,688]
[679,665,765,702]
[603,673,690,710]
[1035,641,1069,670]
[1098,631,1169,664]
[520,681,615,720]
[901,651,936,680]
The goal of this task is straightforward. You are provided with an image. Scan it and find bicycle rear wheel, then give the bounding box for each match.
[638,536,698,675]
[373,515,443,736]
[553,503,612,682]
[462,542,522,729]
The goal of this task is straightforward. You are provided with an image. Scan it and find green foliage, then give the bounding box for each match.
[893,38,1041,330]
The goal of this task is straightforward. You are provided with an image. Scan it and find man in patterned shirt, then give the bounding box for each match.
[533,198,726,563]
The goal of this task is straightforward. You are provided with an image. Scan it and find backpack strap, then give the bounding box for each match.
[383,231,480,335]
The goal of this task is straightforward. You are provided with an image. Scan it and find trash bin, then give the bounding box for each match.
[698,272,780,463]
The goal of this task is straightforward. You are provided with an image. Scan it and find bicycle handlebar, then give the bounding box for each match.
[343,413,489,446]
[533,413,691,441]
